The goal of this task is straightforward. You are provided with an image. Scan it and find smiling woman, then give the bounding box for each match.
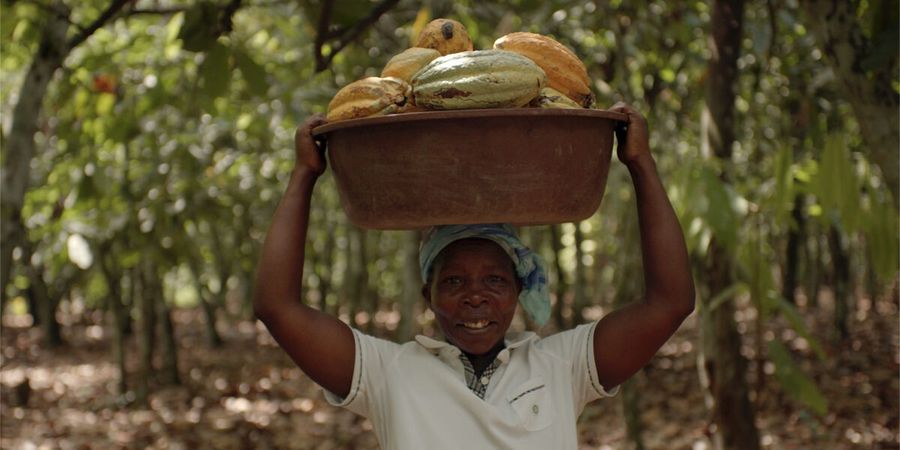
[423,236,522,371]
[253,104,695,449]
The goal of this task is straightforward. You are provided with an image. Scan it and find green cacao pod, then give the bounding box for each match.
[411,49,547,110]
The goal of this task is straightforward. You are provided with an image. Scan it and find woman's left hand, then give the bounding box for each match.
[609,102,651,167]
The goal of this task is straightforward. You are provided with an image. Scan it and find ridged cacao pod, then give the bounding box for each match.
[381,48,442,83]
[412,49,547,110]
[326,77,411,122]
[415,19,474,56]
[528,87,582,109]
[494,32,594,108]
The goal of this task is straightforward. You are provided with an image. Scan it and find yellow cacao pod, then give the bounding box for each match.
[528,87,582,109]
[326,77,411,122]
[415,19,474,56]
[412,49,547,110]
[493,32,594,108]
[381,47,442,83]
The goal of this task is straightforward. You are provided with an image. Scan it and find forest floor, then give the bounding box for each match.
[0,289,897,450]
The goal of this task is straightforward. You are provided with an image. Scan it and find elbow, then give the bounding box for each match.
[252,289,275,325]
[677,281,696,319]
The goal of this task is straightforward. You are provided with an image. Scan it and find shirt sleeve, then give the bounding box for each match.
[322,328,399,418]
[536,321,618,410]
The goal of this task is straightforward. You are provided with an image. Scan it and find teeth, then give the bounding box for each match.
[463,320,489,329]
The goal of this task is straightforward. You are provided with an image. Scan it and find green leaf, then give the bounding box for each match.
[815,134,861,231]
[866,189,900,283]
[234,48,268,97]
[200,42,232,99]
[701,168,740,250]
[772,145,794,226]
[768,340,828,416]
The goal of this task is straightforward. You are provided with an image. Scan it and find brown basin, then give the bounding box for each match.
[312,108,627,230]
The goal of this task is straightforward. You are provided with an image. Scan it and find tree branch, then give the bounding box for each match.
[67,0,133,50]
[314,0,401,72]
[314,0,335,73]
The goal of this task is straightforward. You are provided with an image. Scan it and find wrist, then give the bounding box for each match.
[290,166,322,187]
[624,153,656,174]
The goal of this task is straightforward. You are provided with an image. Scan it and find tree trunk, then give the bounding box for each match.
[616,205,646,450]
[135,265,156,406]
[345,226,373,331]
[397,230,420,342]
[549,225,568,330]
[828,224,850,340]
[699,1,761,449]
[782,195,806,303]
[187,253,224,348]
[156,289,180,386]
[1,2,71,299]
[28,264,63,348]
[572,223,588,324]
[101,256,128,397]
[798,0,900,204]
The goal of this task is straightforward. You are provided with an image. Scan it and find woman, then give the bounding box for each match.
[253,103,694,448]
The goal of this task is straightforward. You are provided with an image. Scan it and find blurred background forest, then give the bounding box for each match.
[1,0,898,449]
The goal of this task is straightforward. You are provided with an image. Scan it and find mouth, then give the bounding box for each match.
[459,320,493,331]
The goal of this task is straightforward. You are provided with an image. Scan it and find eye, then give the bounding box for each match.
[441,276,464,286]
[485,275,508,286]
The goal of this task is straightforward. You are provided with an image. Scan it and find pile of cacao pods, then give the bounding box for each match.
[326,19,596,122]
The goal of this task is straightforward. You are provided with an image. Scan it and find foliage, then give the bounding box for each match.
[1,0,897,429]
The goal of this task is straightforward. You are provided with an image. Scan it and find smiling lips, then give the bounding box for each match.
[461,320,492,330]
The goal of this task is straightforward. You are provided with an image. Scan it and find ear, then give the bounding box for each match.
[421,283,433,309]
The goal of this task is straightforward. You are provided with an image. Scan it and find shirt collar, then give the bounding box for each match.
[414,331,538,356]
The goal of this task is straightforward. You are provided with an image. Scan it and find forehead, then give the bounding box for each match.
[435,238,515,269]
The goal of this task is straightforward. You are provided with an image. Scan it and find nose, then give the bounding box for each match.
[463,286,489,306]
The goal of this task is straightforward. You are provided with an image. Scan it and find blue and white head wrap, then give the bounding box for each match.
[419,224,550,326]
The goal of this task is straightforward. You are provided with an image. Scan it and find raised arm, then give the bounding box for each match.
[253,115,355,397]
[592,103,696,390]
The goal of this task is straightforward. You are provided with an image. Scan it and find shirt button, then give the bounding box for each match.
[480,376,489,385]
[532,404,539,414]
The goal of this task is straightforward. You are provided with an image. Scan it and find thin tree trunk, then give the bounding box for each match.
[135,265,155,406]
[828,224,850,340]
[101,256,128,397]
[699,1,760,448]
[1,2,71,299]
[782,195,806,303]
[156,287,180,386]
[28,264,63,348]
[549,225,568,330]
[572,223,588,324]
[397,230,420,342]
[616,205,646,450]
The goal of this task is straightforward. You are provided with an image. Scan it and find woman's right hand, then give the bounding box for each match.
[294,114,328,176]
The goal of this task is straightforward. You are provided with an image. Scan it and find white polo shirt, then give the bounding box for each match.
[324,321,618,449]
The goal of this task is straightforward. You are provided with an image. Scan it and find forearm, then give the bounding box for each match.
[253,167,319,318]
[627,154,695,316]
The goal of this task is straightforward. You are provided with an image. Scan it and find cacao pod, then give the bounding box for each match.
[326,77,411,122]
[412,49,547,110]
[493,32,594,108]
[381,47,442,83]
[415,19,473,56]
[529,87,582,109]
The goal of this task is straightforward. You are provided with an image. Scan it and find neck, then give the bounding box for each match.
[463,340,506,377]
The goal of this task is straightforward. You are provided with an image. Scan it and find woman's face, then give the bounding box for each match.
[424,238,520,356]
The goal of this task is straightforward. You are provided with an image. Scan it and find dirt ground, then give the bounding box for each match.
[1,290,897,449]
